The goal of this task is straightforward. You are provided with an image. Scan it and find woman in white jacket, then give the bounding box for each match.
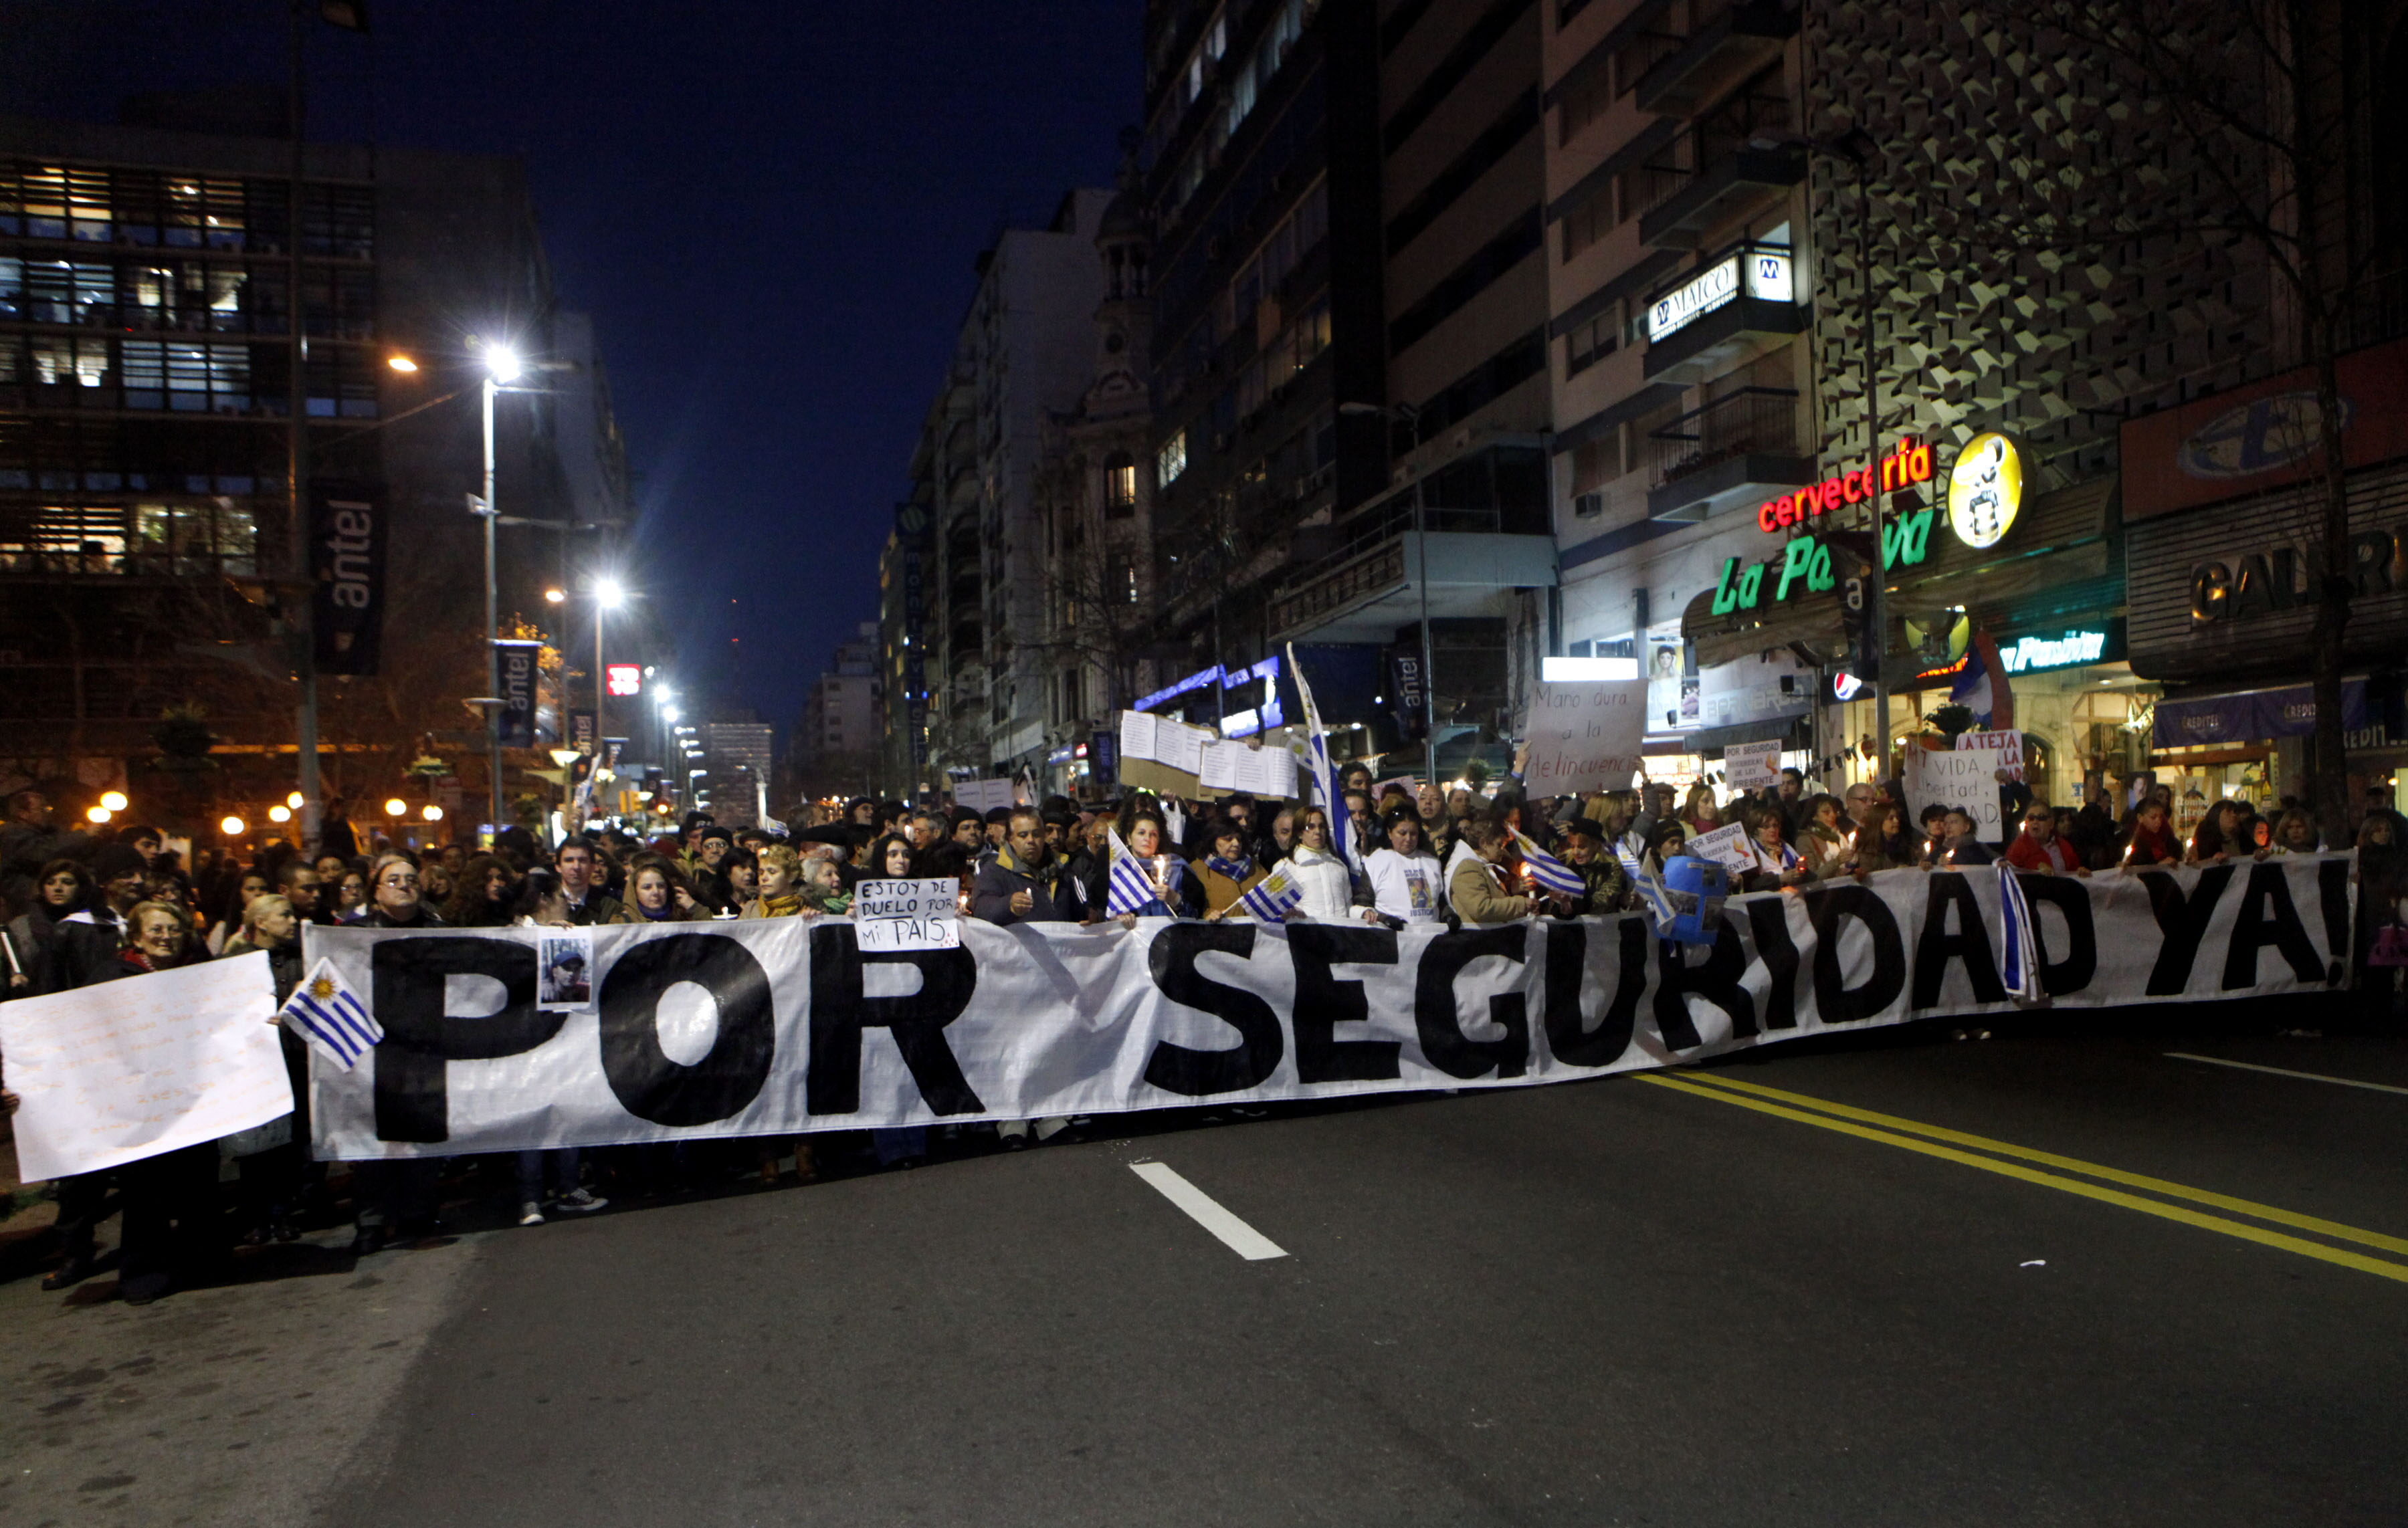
[1363,808,1447,927]
[1280,806,1372,922]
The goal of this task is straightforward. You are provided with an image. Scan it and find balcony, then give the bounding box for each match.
[1639,143,1805,249]
[1645,387,1813,523]
[1633,2,1803,117]
[1268,445,1557,645]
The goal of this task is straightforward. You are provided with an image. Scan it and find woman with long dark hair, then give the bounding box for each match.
[5,857,88,996]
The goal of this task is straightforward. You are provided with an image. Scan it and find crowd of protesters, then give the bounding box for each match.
[1,758,2402,1305]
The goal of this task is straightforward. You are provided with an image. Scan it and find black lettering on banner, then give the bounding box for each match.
[1286,923,1403,1083]
[369,936,556,1143]
[1544,917,1649,1068]
[805,924,984,1116]
[1911,874,2007,1009]
[2318,857,2353,985]
[2141,864,2235,996]
[2221,861,2325,989]
[1414,925,1531,1079]
[597,934,775,1126]
[1143,923,1286,1095]
[1651,919,1754,1051]
[1744,899,1802,1034]
[2011,875,2096,996]
[1806,883,1906,1023]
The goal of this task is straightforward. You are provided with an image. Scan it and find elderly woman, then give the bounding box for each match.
[1189,818,1268,921]
[1448,816,1548,926]
[41,900,221,1302]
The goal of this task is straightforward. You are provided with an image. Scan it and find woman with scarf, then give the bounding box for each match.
[1734,806,1814,892]
[1189,818,1267,920]
[1678,783,1724,836]
[625,856,710,922]
[1793,794,1851,877]
[1447,816,1543,927]
[1114,810,1195,922]
[740,845,809,919]
[5,857,88,996]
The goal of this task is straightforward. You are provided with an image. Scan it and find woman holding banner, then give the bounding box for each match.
[1364,808,1447,927]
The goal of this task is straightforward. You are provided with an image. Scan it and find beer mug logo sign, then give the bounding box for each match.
[1946,433,2024,550]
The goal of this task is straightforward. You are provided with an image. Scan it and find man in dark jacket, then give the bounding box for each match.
[970,809,1084,925]
[553,836,625,925]
[0,788,91,908]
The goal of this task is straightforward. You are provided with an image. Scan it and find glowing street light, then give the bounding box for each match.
[594,577,627,610]
[383,797,407,818]
[100,790,128,812]
[481,340,522,385]
[270,804,292,823]
[86,806,112,825]
[220,815,247,836]
[544,587,567,604]
[387,354,419,373]
[286,790,305,809]
[421,804,445,823]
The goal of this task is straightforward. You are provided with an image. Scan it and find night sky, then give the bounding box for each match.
[8,0,1140,741]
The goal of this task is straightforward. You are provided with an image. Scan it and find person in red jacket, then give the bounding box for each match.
[2004,804,2088,876]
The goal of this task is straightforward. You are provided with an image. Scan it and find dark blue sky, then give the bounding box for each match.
[10,0,1140,736]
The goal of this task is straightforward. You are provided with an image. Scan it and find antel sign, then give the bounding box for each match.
[1647,247,1794,343]
[1757,439,1936,534]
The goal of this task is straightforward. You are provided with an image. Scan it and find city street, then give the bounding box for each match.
[7,1006,2406,1528]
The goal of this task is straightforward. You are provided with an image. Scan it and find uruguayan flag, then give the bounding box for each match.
[1286,642,1361,877]
[1617,845,1677,929]
[1997,863,2043,1003]
[1235,864,1306,923]
[279,956,383,1070]
[1106,825,1159,917]
[1514,831,1585,899]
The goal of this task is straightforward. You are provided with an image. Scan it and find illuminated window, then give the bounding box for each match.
[1157,430,1187,488]
[1105,451,1138,517]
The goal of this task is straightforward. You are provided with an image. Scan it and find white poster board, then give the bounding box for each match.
[0,952,290,1183]
[1199,740,1302,798]
[852,877,963,952]
[1685,822,1754,874]
[1722,740,1784,792]
[1959,728,2025,782]
[1908,744,2009,843]
[1118,710,1159,767]
[1523,678,1648,794]
[953,778,1016,815]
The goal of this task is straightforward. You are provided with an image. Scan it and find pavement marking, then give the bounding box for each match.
[1128,1162,1288,1261]
[1673,1070,2408,1260]
[1635,1073,2408,1286]
[2165,1051,2408,1098]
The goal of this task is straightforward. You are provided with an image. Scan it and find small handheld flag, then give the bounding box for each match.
[1513,831,1585,899]
[1106,825,1158,917]
[1616,844,1677,929]
[278,958,383,1070]
[1234,864,1306,923]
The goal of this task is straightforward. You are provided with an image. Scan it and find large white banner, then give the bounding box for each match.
[301,855,2356,1160]
[1,951,290,1182]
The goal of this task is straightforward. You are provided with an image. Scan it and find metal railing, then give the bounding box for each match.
[1649,386,1800,483]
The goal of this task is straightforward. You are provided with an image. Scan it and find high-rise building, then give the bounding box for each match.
[900,189,1115,787]
[698,713,775,828]
[795,620,879,800]
[0,101,630,829]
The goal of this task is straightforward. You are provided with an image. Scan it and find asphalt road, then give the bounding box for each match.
[7,1008,2408,1527]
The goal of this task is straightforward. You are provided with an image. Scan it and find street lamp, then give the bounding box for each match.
[100,790,128,812]
[1338,399,1435,791]
[474,336,526,841]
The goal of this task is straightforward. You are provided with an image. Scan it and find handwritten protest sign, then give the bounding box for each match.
[1684,822,1754,874]
[1957,728,2025,783]
[1908,743,2009,842]
[0,952,289,1183]
[852,877,963,952]
[1523,678,1647,793]
[1722,740,1783,791]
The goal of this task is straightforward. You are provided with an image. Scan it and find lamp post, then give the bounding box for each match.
[1337,401,1435,788]
[478,342,523,837]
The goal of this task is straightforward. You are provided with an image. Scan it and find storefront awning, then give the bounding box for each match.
[2150,678,2369,750]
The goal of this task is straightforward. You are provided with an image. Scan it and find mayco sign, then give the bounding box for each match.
[1647,246,1793,343]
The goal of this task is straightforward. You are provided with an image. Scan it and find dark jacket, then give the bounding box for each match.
[37,907,128,994]
[350,903,448,930]
[970,847,1083,926]
[557,889,627,926]
[0,822,92,907]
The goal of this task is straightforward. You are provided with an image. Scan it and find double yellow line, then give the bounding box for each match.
[1636,1070,2408,1285]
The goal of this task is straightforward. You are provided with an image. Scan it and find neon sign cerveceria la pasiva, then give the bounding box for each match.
[1711,507,1935,615]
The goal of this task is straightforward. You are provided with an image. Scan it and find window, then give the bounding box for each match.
[1157,430,1187,487]
[1124,563,1140,603]
[1571,428,1626,495]
[120,339,253,412]
[28,336,109,387]
[1105,451,1138,516]
[1566,300,1623,376]
[1558,59,1613,146]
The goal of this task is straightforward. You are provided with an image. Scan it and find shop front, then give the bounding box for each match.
[2122,334,2408,811]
